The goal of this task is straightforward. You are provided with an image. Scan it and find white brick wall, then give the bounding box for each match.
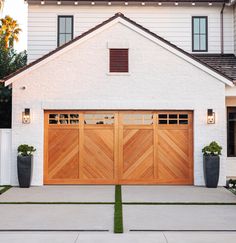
[12,21,227,186]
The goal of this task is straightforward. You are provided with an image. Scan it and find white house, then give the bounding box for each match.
[2,0,236,186]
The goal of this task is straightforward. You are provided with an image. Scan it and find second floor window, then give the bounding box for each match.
[192,16,208,52]
[58,16,73,47]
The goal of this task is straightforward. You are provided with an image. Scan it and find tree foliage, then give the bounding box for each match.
[0,15,21,48]
[0,16,27,128]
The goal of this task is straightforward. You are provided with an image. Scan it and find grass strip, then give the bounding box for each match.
[0,202,114,205]
[114,185,123,233]
[123,202,236,205]
[0,186,12,195]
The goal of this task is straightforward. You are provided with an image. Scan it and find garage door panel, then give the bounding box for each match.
[157,112,193,183]
[44,111,193,185]
[122,129,154,180]
[82,129,114,180]
[47,129,79,180]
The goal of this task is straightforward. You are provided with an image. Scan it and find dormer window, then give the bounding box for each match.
[58,16,73,47]
[109,49,129,73]
[192,16,208,52]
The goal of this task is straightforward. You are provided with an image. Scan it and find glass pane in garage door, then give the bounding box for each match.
[84,114,114,125]
[158,113,189,125]
[123,113,153,125]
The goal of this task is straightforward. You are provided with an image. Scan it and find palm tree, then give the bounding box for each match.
[0,0,4,14]
[0,15,22,48]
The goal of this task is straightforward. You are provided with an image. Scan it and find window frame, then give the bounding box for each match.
[57,15,74,47]
[227,107,236,157]
[192,16,208,52]
[109,48,129,73]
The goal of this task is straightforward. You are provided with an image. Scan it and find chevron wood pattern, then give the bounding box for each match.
[44,111,193,185]
[47,129,79,180]
[122,129,154,180]
[82,129,114,179]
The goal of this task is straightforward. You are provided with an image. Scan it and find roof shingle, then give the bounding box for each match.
[193,54,236,81]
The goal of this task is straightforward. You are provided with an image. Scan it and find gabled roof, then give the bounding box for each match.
[3,12,234,86]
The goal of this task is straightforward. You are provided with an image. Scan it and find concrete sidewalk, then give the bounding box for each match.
[1,232,236,243]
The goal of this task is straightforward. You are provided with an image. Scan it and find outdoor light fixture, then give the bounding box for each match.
[22,108,30,124]
[207,109,215,124]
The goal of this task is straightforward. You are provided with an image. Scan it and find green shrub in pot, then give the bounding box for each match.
[17,144,36,188]
[202,141,222,188]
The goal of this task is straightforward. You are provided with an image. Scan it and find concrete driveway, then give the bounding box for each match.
[0,185,236,242]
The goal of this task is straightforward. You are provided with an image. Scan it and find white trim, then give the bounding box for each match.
[5,16,234,87]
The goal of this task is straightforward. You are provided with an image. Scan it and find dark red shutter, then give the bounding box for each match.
[109,49,129,73]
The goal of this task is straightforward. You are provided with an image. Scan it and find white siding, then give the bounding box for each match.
[27,5,234,63]
[12,22,227,186]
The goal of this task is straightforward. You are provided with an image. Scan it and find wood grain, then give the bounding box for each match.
[44,110,193,185]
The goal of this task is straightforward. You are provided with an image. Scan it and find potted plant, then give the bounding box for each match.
[17,144,36,188]
[202,141,222,188]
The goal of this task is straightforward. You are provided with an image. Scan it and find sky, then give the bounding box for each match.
[2,0,27,51]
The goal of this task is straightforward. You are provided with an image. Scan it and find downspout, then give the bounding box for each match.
[220,3,226,55]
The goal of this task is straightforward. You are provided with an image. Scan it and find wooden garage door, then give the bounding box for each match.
[44,111,193,184]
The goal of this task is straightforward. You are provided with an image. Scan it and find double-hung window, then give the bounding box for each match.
[58,16,73,47]
[192,16,208,52]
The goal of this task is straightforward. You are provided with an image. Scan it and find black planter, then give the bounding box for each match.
[203,155,220,188]
[17,155,32,188]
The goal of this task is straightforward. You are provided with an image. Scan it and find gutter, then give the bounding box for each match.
[220,3,225,55]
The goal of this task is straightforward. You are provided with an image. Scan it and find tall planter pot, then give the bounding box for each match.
[17,155,32,188]
[203,155,220,188]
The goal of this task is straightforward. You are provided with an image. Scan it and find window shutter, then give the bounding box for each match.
[109,49,129,73]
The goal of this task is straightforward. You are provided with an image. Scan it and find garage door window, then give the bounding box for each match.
[123,114,153,125]
[49,113,79,125]
[84,114,114,125]
[158,113,189,125]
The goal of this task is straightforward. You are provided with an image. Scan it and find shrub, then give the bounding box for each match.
[17,144,36,156]
[202,141,222,156]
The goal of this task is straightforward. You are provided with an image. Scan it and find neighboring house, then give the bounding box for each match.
[2,0,236,186]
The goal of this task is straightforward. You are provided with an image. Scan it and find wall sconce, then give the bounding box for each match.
[22,108,30,124]
[207,109,215,124]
